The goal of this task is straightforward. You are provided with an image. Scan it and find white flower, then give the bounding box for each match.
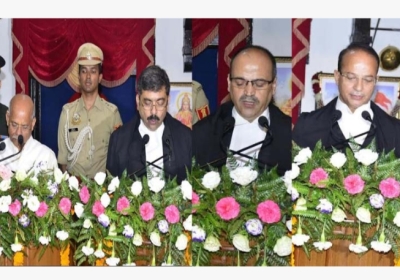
[132,233,143,246]
[108,223,117,236]
[161,262,174,266]
[39,235,51,245]
[354,149,379,166]
[130,181,143,196]
[54,167,64,184]
[313,241,332,251]
[329,152,347,168]
[74,202,84,218]
[371,240,392,253]
[21,189,33,206]
[289,186,299,201]
[157,220,169,233]
[316,198,333,214]
[232,234,251,252]
[349,243,368,254]
[245,218,263,236]
[180,180,192,200]
[0,179,11,191]
[293,147,312,165]
[107,176,120,194]
[94,249,105,258]
[292,233,310,246]
[123,262,136,266]
[356,207,371,223]
[30,176,38,185]
[150,231,161,246]
[106,257,120,266]
[294,197,307,211]
[273,236,292,256]
[0,195,12,213]
[123,225,134,238]
[203,236,221,252]
[83,219,93,229]
[0,247,3,256]
[183,214,192,231]
[15,169,28,181]
[229,166,258,186]
[148,177,165,193]
[82,246,94,256]
[11,243,23,252]
[100,192,110,208]
[68,176,79,191]
[27,195,40,212]
[393,211,400,227]
[98,214,110,227]
[288,163,300,180]
[201,171,221,190]
[175,233,188,250]
[331,207,347,222]
[192,225,206,242]
[94,172,106,185]
[286,220,292,232]
[369,194,384,209]
[63,171,70,181]
[56,230,69,241]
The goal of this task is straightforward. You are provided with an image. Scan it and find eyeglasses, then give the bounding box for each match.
[230,77,274,90]
[9,121,31,131]
[339,72,377,86]
[140,99,168,111]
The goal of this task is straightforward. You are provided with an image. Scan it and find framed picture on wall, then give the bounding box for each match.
[168,82,193,129]
[318,72,400,116]
[275,57,292,117]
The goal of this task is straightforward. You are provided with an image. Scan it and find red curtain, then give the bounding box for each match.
[12,19,155,94]
[292,18,312,125]
[192,18,250,105]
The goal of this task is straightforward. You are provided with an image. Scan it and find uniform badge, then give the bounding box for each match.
[196,105,210,121]
[71,112,81,125]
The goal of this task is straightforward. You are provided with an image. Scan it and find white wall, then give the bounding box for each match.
[253,18,291,57]
[0,18,14,107]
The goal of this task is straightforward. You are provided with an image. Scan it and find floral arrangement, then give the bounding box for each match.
[0,165,192,266]
[290,140,400,262]
[189,154,293,266]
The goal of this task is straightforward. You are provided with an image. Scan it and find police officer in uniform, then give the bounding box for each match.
[0,55,9,138]
[57,43,123,179]
[192,80,210,125]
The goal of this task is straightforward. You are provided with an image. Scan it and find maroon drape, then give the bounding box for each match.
[12,19,155,94]
[192,19,250,105]
[292,18,312,125]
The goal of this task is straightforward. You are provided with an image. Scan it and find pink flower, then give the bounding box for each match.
[79,186,90,204]
[309,167,329,188]
[192,191,199,213]
[165,205,180,224]
[379,178,400,198]
[257,200,281,224]
[0,165,13,180]
[35,202,49,217]
[59,197,72,215]
[8,199,21,216]
[344,174,365,195]
[92,201,105,217]
[140,202,155,221]
[215,197,240,221]
[116,196,130,215]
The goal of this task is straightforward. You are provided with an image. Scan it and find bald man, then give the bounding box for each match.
[0,94,58,175]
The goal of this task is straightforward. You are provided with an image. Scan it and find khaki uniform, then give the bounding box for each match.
[57,95,122,178]
[192,80,210,125]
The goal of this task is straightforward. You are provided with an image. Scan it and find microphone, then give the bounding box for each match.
[0,141,5,151]
[142,134,150,145]
[0,135,24,163]
[258,116,273,143]
[361,111,376,130]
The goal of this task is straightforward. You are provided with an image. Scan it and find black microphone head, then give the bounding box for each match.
[332,110,342,123]
[361,111,372,122]
[142,134,150,145]
[18,135,23,146]
[258,116,269,128]
[0,141,5,151]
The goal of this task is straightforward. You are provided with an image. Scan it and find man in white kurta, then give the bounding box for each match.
[0,135,58,175]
